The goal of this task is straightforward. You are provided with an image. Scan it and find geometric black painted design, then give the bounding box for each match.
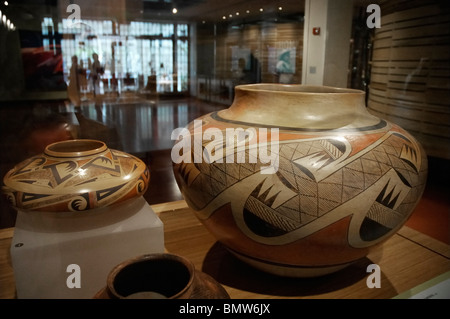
[70,193,90,211]
[243,179,296,237]
[21,192,50,203]
[96,183,127,201]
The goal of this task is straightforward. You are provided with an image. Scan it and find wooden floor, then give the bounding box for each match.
[0,94,448,246]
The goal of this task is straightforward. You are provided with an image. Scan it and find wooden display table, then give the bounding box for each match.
[1,200,449,299]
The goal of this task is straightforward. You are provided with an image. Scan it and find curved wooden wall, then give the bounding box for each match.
[367,0,450,159]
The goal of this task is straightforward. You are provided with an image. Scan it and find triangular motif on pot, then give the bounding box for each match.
[279,144,296,160]
[372,147,391,166]
[363,172,381,189]
[299,194,318,217]
[238,163,255,180]
[224,164,240,182]
[342,184,363,203]
[361,157,382,176]
[342,166,365,190]
[318,197,340,216]
[276,205,302,224]
[318,182,342,205]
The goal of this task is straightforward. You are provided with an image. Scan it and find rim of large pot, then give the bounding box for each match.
[235,83,365,95]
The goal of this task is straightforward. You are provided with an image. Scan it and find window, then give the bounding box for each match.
[48,18,189,94]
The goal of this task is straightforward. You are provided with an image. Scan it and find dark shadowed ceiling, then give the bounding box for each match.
[138,0,306,23]
[4,0,378,28]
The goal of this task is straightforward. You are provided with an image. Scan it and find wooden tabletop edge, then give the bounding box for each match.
[397,225,450,258]
[151,200,188,214]
[0,227,14,240]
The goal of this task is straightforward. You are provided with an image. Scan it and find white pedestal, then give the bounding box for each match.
[10,196,164,299]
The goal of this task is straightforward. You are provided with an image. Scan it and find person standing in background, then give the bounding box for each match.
[68,55,81,106]
[90,53,103,97]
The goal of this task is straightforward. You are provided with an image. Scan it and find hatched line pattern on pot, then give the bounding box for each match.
[179,130,426,244]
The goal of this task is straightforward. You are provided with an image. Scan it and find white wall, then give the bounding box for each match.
[302,0,328,85]
[302,0,353,88]
[323,0,353,87]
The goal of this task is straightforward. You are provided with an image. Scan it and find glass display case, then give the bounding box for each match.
[0,0,449,301]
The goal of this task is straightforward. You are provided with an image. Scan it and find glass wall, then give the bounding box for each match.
[0,1,312,103]
[46,18,189,95]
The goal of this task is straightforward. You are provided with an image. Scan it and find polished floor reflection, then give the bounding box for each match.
[73,96,228,207]
[75,95,227,154]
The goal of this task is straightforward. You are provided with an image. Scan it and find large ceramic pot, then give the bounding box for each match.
[172,84,428,277]
[2,139,150,212]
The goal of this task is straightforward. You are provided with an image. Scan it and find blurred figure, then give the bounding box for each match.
[68,55,81,106]
[233,55,261,85]
[78,59,88,98]
[89,53,103,97]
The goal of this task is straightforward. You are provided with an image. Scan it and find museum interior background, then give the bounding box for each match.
[0,0,448,245]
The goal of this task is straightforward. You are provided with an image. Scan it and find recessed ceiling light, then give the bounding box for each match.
[172,8,178,14]
[259,8,263,12]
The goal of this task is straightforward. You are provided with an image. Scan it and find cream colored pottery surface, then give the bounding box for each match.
[3,139,150,212]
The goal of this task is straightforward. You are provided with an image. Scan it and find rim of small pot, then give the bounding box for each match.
[44,139,107,158]
[106,253,195,299]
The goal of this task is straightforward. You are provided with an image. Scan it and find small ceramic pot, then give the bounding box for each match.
[95,253,230,299]
[2,139,150,212]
